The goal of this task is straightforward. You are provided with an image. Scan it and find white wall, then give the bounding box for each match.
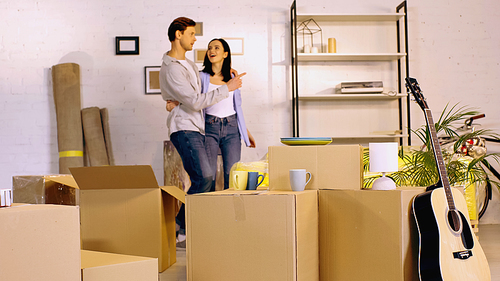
[1,0,500,222]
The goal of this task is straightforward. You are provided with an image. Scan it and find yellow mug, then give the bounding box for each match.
[232,171,248,191]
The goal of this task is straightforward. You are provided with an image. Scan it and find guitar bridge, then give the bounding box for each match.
[453,250,473,260]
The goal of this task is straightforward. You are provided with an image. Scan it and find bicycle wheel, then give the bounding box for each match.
[478,160,500,219]
[476,172,492,220]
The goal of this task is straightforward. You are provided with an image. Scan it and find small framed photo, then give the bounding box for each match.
[194,49,207,63]
[224,38,244,55]
[195,22,203,36]
[145,66,161,94]
[116,36,139,55]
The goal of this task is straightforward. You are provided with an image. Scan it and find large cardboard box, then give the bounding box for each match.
[268,145,364,191]
[319,188,421,281]
[186,190,319,281]
[0,204,81,281]
[81,250,158,281]
[12,174,79,205]
[69,165,185,272]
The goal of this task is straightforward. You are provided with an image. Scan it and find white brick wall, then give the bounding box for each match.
[1,0,500,222]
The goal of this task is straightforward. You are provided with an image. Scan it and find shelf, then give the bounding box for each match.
[297,13,405,22]
[298,53,406,62]
[298,93,406,100]
[331,134,408,139]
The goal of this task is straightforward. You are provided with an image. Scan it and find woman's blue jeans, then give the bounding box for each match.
[205,114,241,190]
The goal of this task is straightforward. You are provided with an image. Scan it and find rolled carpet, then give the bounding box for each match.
[52,63,84,174]
[100,108,115,165]
[81,107,109,166]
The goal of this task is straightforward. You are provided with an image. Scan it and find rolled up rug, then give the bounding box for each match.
[100,108,115,165]
[81,106,109,166]
[52,63,84,174]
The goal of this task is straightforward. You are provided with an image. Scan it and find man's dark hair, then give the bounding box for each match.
[168,17,196,42]
[202,38,232,82]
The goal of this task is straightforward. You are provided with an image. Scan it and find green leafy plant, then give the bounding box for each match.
[364,103,500,191]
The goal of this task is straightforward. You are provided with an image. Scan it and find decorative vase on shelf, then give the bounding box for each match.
[303,44,311,53]
[297,18,323,53]
[328,38,336,53]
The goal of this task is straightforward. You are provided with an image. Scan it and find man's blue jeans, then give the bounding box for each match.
[170,130,213,231]
[205,114,241,190]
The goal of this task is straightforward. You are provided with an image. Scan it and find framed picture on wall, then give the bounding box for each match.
[223,38,244,55]
[145,66,161,94]
[116,36,139,55]
[194,49,207,63]
[195,22,203,36]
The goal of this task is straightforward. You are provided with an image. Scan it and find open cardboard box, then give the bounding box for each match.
[48,165,186,272]
[81,250,158,281]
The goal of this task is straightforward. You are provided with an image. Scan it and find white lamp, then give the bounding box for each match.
[369,142,398,190]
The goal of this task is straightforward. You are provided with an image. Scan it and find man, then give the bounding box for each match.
[160,17,245,244]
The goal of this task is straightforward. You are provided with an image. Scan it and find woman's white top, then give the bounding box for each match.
[205,83,236,117]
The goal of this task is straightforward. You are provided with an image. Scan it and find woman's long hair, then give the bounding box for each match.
[202,38,232,82]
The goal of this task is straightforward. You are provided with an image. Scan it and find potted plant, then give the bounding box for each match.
[364,103,500,218]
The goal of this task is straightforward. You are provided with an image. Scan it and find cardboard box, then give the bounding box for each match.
[0,204,81,281]
[268,145,364,191]
[12,175,79,205]
[186,190,319,281]
[319,188,421,281]
[69,165,185,272]
[81,250,158,281]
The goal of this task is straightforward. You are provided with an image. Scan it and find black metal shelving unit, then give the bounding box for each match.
[290,0,410,145]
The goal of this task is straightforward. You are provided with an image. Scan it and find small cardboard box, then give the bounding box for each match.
[81,250,158,281]
[186,190,319,281]
[268,145,364,191]
[69,165,185,272]
[319,188,421,281]
[0,204,81,281]
[12,175,79,205]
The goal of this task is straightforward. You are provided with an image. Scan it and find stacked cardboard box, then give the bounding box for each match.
[0,204,81,281]
[267,144,421,281]
[268,145,364,190]
[11,165,184,273]
[12,175,79,205]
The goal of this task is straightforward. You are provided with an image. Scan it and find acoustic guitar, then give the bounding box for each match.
[406,77,491,281]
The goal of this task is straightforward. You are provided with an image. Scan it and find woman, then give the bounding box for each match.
[166,38,255,190]
[201,38,255,190]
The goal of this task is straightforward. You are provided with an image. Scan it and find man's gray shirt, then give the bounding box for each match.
[160,52,229,135]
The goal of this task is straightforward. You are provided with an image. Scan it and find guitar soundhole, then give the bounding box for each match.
[448,210,461,232]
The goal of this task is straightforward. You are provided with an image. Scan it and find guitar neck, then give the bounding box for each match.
[424,109,456,211]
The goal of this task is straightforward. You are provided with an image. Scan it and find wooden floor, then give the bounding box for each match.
[160,247,186,281]
[480,224,500,280]
[159,224,500,280]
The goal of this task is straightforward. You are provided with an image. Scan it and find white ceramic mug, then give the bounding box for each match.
[232,171,248,191]
[289,169,312,191]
